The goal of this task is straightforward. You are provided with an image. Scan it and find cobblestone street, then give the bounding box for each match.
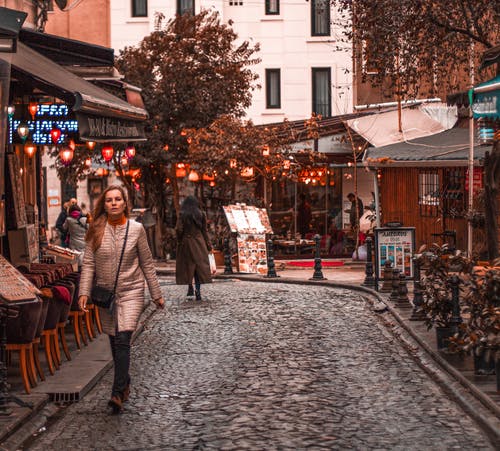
[26,279,494,450]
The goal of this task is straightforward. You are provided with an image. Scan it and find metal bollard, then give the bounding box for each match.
[396,272,411,308]
[265,238,279,278]
[362,237,376,288]
[223,237,233,275]
[410,257,426,321]
[379,260,393,293]
[449,275,462,330]
[389,268,400,302]
[309,234,326,280]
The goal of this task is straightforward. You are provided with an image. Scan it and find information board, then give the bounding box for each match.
[374,227,415,280]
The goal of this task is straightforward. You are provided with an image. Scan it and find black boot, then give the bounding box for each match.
[195,290,202,301]
[187,284,194,297]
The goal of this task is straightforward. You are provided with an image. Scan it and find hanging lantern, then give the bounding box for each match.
[50,126,62,144]
[24,141,37,159]
[101,143,114,164]
[17,122,30,142]
[85,157,92,168]
[188,170,199,182]
[175,163,187,178]
[86,141,96,150]
[125,144,136,160]
[59,147,74,166]
[209,181,216,187]
[7,105,15,118]
[202,173,215,181]
[262,145,270,157]
[163,144,169,152]
[28,102,38,120]
[229,159,237,168]
[240,167,254,178]
[68,139,76,151]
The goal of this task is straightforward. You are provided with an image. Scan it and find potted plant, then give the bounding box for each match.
[453,263,500,379]
[417,244,473,350]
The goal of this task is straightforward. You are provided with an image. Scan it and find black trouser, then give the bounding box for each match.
[108,331,132,398]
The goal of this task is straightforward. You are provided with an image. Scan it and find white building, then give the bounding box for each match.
[110,0,353,123]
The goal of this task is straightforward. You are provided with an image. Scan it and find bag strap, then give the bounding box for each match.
[112,220,129,293]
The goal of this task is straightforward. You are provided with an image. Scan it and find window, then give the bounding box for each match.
[266,69,281,108]
[312,68,331,118]
[177,0,194,15]
[131,0,147,17]
[265,0,279,15]
[311,0,330,36]
[418,171,440,217]
[443,168,466,218]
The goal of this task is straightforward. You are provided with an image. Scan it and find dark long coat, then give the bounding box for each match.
[175,213,212,285]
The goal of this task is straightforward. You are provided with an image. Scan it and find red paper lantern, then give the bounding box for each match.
[24,142,37,158]
[101,144,114,164]
[125,144,136,160]
[28,102,38,119]
[86,141,96,150]
[59,147,74,166]
[50,126,62,144]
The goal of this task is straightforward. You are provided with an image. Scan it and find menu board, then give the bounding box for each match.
[237,234,267,274]
[0,254,40,303]
[374,227,415,279]
[223,204,273,234]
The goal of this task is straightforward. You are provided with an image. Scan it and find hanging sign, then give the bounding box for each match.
[76,113,146,142]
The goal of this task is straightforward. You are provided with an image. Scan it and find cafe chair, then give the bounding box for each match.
[6,299,43,394]
[32,292,50,382]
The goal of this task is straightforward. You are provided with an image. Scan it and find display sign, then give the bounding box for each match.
[9,103,78,144]
[223,204,273,274]
[77,113,146,142]
[223,204,273,234]
[374,227,415,280]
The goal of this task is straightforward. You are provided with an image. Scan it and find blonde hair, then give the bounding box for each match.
[85,185,130,251]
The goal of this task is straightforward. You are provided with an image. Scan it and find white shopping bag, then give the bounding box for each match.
[208,252,217,274]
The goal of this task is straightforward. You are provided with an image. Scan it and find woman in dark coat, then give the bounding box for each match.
[175,196,212,301]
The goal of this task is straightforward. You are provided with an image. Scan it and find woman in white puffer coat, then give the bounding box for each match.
[78,185,165,414]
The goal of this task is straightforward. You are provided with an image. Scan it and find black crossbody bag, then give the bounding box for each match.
[91,220,129,310]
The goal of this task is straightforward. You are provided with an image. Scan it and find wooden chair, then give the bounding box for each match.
[6,300,43,394]
[41,296,62,374]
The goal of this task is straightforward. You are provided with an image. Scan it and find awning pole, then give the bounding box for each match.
[467,41,475,258]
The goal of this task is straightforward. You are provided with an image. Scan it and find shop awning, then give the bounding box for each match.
[1,42,148,142]
[470,75,500,119]
[363,128,487,167]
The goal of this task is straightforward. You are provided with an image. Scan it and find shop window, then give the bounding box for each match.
[229,1,243,5]
[177,0,194,15]
[418,171,440,217]
[312,67,331,118]
[132,0,147,17]
[361,40,379,75]
[443,168,466,218]
[266,69,281,109]
[265,0,279,15]
[311,0,330,37]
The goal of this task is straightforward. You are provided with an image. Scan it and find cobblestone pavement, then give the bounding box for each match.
[26,279,494,450]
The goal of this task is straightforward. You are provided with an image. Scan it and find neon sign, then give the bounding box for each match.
[8,103,79,145]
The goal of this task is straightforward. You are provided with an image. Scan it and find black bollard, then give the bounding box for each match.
[265,238,279,278]
[223,237,233,275]
[309,234,326,280]
[362,237,376,288]
[389,268,400,302]
[380,260,393,293]
[449,275,462,331]
[410,257,426,321]
[395,272,411,308]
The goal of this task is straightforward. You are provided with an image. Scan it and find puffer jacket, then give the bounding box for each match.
[63,215,88,252]
[79,219,163,335]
